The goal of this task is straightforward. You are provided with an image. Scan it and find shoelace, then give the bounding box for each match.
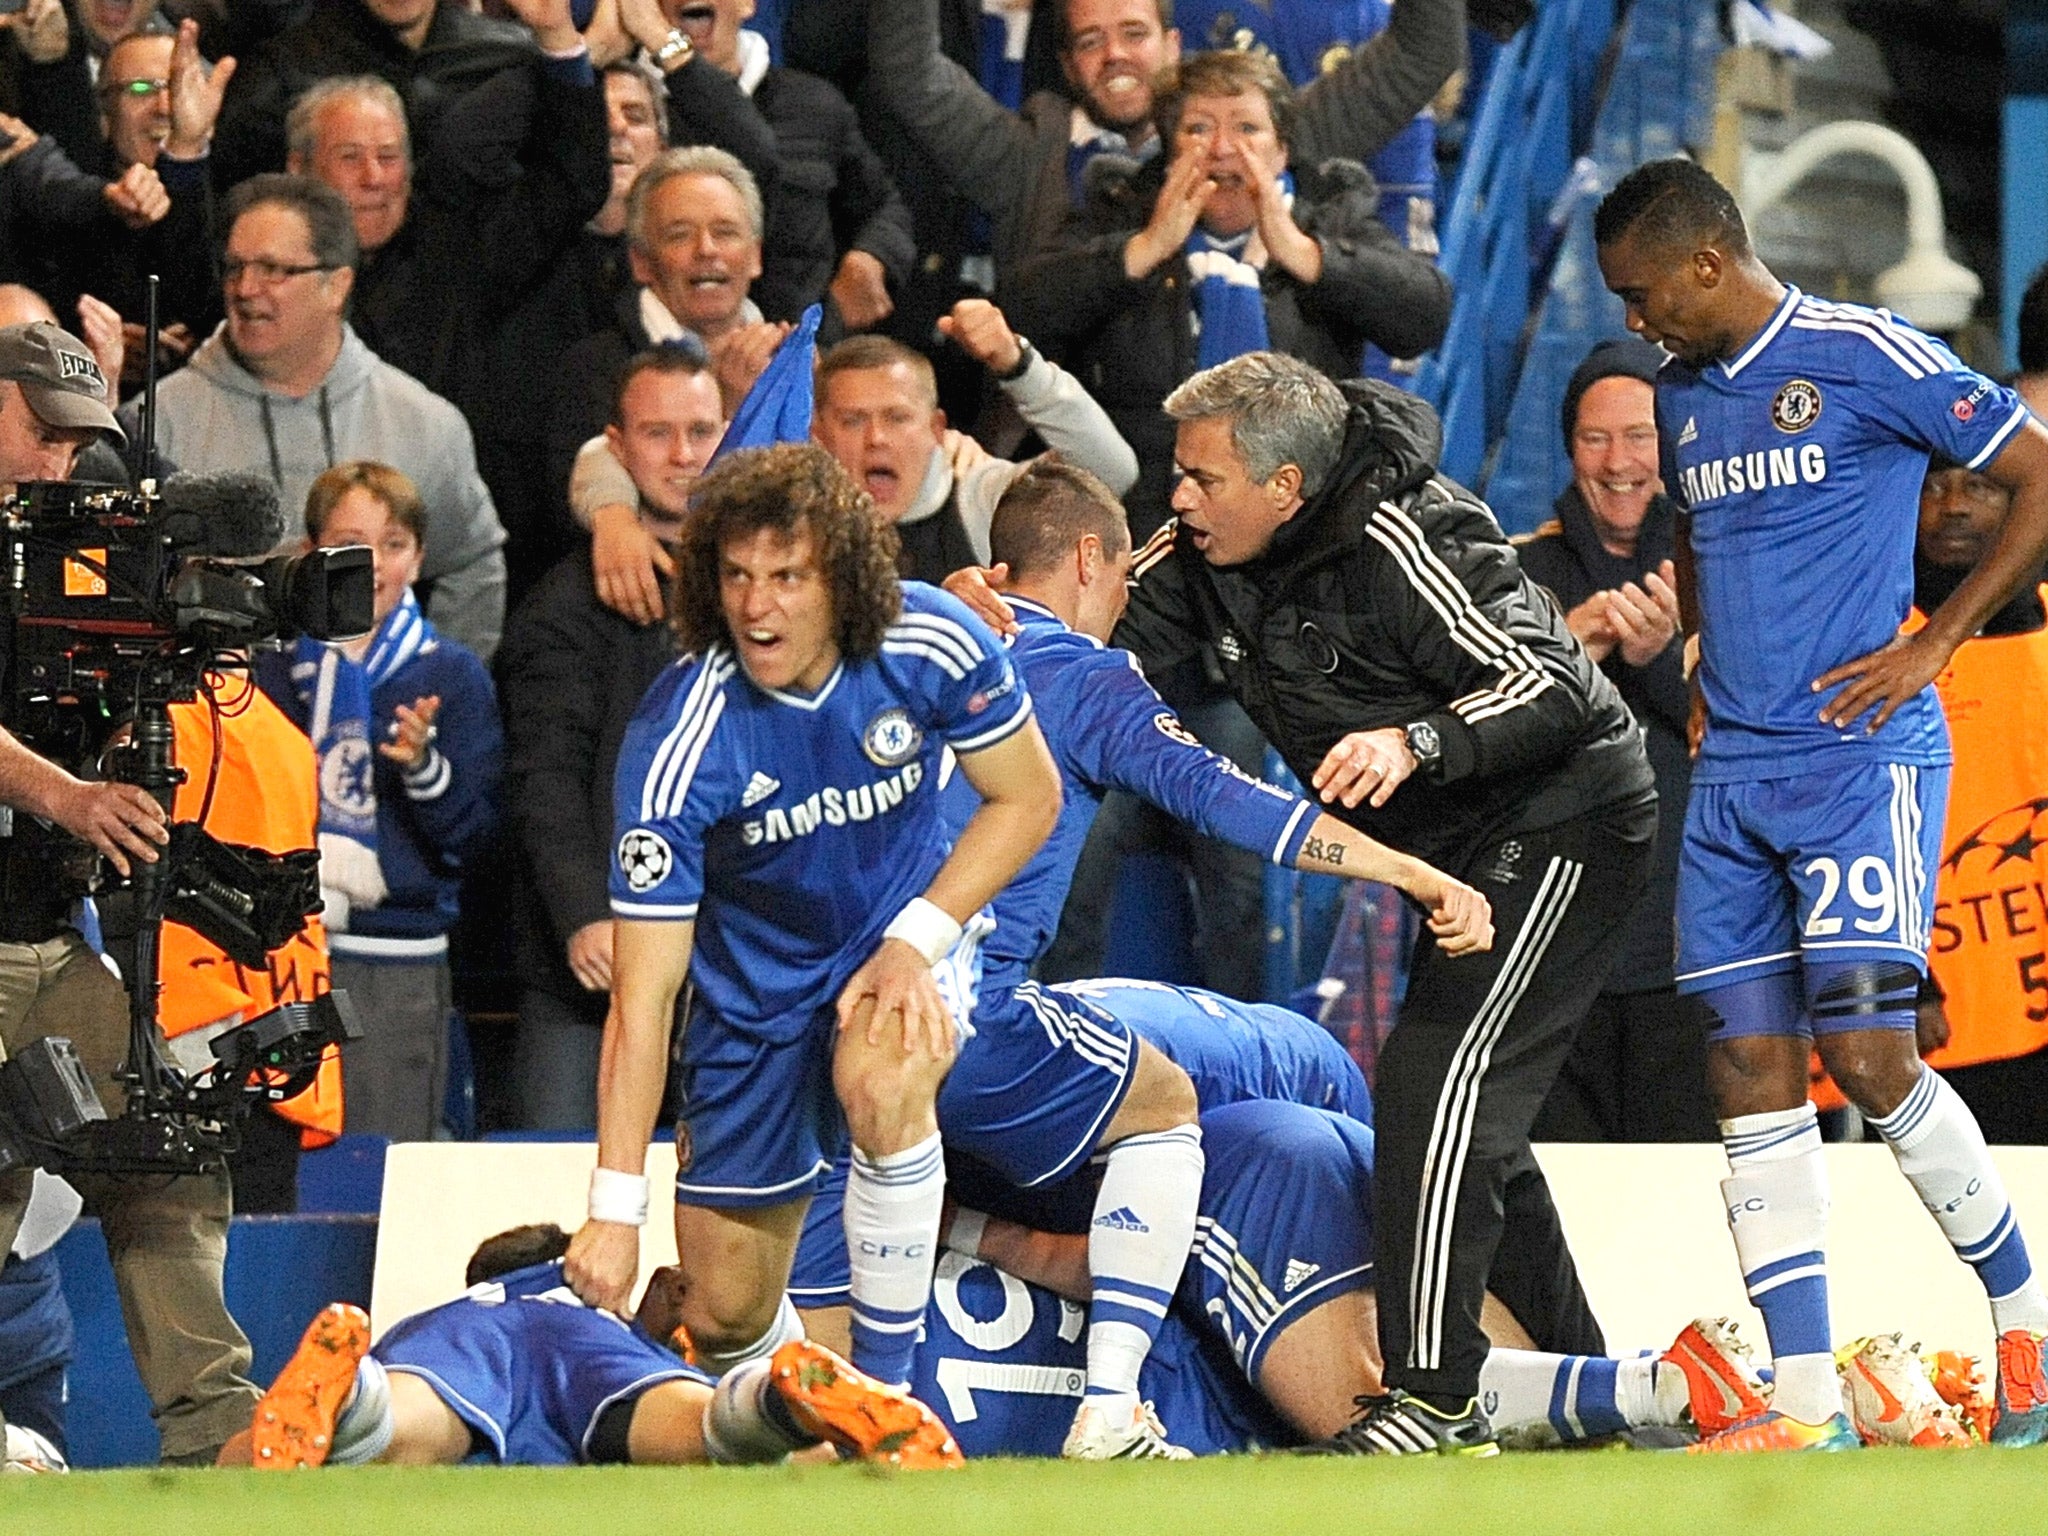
[1326,1393,1403,1451]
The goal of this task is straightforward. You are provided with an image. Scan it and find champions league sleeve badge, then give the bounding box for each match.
[1771,379,1823,433]
[617,828,674,892]
[862,707,923,767]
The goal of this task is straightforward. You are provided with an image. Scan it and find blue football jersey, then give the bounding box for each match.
[610,584,1032,1042]
[373,1261,705,1465]
[1050,978,1373,1124]
[1658,287,2030,784]
[1181,1100,1378,1382]
[910,1252,1289,1457]
[944,598,1314,995]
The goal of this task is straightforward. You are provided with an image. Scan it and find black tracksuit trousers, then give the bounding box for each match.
[1375,802,1655,1404]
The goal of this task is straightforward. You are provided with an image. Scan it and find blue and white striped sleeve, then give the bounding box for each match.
[1071,651,1314,866]
[1825,307,2032,470]
[608,654,739,921]
[884,586,1035,755]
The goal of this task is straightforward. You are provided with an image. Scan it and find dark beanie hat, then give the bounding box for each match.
[1560,336,1663,447]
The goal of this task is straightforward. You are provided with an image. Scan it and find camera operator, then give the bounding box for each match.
[0,319,259,1465]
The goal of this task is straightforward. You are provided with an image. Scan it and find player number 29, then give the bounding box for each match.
[1802,856,1898,937]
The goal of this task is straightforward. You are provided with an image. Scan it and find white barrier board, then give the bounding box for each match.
[374,1140,2048,1357]
[372,1142,680,1336]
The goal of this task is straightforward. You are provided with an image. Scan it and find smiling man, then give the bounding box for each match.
[1514,338,1713,1145]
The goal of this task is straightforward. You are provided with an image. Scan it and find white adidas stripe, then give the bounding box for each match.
[1407,855,1583,1372]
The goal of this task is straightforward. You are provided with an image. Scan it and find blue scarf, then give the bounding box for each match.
[288,588,437,926]
[1184,172,1293,370]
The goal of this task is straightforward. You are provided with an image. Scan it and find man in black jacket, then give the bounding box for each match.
[1117,351,1656,1453]
[211,0,537,190]
[1517,339,1714,1143]
[498,345,722,1128]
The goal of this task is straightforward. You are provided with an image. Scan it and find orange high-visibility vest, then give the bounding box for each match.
[1810,593,2048,1108]
[160,674,342,1147]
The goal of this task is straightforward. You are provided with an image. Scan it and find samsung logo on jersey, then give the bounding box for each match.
[1679,443,1827,506]
[741,760,925,845]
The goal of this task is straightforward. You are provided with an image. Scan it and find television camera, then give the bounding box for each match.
[0,429,374,1175]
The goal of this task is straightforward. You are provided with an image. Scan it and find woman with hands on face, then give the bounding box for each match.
[1005,47,1450,537]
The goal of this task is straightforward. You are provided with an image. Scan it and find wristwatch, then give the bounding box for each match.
[992,337,1036,383]
[1403,720,1443,777]
[653,28,694,66]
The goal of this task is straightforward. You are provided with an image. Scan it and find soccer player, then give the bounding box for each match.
[563,444,1060,1417]
[1595,156,2048,1451]
[1053,976,1375,1125]
[224,1225,961,1470]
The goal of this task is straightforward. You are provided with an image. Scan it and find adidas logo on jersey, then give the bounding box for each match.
[1283,1260,1320,1294]
[1677,416,1698,446]
[1093,1207,1150,1234]
[740,771,781,808]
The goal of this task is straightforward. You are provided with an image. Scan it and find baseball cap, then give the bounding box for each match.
[0,322,125,445]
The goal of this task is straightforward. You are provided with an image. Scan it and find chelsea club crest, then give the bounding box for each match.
[1770,379,1822,433]
[862,707,923,767]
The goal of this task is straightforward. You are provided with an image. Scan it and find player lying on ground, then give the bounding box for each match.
[680,1099,1774,1457]
[219,1225,962,1470]
[1596,158,2048,1453]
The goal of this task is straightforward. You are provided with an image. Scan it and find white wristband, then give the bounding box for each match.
[884,896,962,967]
[588,1167,649,1227]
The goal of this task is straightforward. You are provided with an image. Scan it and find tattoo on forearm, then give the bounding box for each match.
[1303,835,1346,867]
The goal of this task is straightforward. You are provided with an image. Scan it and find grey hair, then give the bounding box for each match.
[603,57,670,147]
[286,75,411,171]
[625,145,764,253]
[1163,351,1348,499]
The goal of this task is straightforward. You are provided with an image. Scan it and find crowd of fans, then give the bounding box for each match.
[0,0,1470,1154]
[0,0,2030,1160]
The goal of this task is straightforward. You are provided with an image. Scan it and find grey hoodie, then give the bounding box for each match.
[149,324,510,660]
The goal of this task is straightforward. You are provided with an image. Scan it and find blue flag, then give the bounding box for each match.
[714,303,822,459]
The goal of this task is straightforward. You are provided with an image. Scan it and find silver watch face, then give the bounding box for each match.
[1407,722,1440,761]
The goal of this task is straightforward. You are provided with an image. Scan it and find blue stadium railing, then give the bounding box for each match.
[1416,0,1723,522]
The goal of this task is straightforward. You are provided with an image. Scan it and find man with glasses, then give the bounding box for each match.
[34,18,224,377]
[147,174,510,660]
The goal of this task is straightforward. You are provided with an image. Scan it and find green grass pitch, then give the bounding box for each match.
[17,1451,2048,1536]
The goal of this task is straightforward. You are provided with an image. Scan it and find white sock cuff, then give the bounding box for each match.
[695,1294,804,1379]
[1720,1103,1821,1167]
[852,1132,944,1182]
[1865,1065,1945,1153]
[328,1355,394,1466]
